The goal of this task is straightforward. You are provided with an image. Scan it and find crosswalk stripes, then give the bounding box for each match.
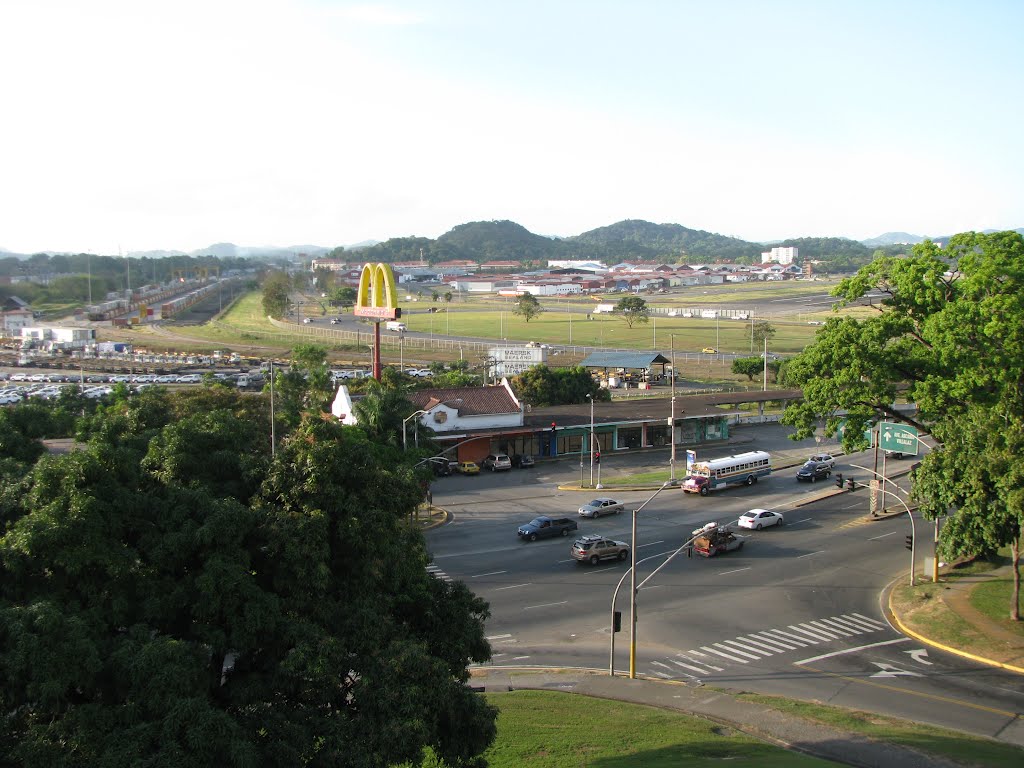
[426,564,453,582]
[647,612,889,679]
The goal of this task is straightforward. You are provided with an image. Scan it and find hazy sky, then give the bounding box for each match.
[2,0,1021,254]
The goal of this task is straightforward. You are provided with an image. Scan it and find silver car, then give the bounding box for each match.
[578,498,624,518]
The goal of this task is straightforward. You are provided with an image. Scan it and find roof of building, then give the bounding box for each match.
[579,352,672,369]
[408,383,521,416]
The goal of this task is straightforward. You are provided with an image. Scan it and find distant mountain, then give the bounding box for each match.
[568,219,763,263]
[437,220,570,262]
[861,232,925,247]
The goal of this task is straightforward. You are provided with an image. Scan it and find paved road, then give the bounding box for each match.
[425,427,1024,745]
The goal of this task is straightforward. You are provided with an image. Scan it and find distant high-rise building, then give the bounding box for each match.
[761,246,798,265]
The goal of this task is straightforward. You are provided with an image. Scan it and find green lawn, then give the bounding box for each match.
[475,690,835,767]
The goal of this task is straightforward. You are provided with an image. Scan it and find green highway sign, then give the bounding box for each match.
[880,422,919,455]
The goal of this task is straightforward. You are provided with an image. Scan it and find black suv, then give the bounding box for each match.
[796,461,832,482]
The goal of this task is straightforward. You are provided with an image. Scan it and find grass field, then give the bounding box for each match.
[474,690,835,767]
[406,688,1023,767]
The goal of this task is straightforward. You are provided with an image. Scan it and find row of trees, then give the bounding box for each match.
[0,368,498,764]
[780,231,1024,619]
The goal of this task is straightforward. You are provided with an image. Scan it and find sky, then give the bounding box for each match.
[1,0,1022,255]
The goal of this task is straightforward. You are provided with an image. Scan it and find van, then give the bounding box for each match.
[385,321,407,332]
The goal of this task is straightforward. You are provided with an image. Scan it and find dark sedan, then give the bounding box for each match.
[796,461,832,482]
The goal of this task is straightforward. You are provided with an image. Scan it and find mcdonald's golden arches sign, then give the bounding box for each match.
[353,262,401,321]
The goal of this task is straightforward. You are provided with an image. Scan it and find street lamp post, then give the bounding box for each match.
[849,463,919,586]
[586,393,595,487]
[669,334,677,480]
[402,410,430,452]
[607,479,680,678]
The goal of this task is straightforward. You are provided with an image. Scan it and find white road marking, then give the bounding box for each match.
[638,540,666,548]
[721,639,773,658]
[523,600,569,610]
[712,642,761,661]
[814,618,858,636]
[851,613,888,629]
[471,570,507,578]
[871,662,922,678]
[684,650,725,670]
[905,648,933,665]
[797,550,824,558]
[717,567,752,576]
[485,634,512,640]
[764,628,814,646]
[698,645,750,663]
[795,637,910,664]
[743,632,797,652]
[789,624,836,642]
[673,659,714,674]
[494,583,531,591]
[869,531,897,540]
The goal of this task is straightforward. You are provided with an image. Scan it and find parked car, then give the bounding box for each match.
[481,453,512,472]
[515,454,536,468]
[571,535,630,565]
[456,461,480,475]
[577,497,624,518]
[808,453,836,468]
[428,457,452,476]
[736,508,784,530]
[796,461,832,482]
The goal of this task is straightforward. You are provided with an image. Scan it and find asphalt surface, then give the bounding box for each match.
[428,428,1024,765]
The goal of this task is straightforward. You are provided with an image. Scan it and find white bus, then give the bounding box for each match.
[682,450,772,496]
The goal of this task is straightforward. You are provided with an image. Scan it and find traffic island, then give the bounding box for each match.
[886,560,1024,674]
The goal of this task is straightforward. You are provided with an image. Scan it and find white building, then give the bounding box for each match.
[761,246,798,265]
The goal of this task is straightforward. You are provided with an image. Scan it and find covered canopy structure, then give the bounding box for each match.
[578,351,673,386]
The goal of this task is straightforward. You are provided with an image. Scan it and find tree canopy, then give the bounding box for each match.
[510,365,609,407]
[613,296,650,328]
[512,293,543,323]
[780,231,1024,618]
[0,387,497,765]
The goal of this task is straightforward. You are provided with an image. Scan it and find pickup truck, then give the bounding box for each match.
[517,516,578,542]
[692,522,745,557]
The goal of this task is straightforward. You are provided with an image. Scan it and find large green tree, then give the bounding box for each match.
[261,270,291,318]
[780,231,1024,618]
[0,389,497,765]
[613,295,650,328]
[512,293,543,323]
[510,365,610,407]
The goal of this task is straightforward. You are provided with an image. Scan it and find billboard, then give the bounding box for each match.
[489,345,546,377]
[353,263,400,321]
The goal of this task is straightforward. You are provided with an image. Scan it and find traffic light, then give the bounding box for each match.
[594,451,601,465]
[835,472,843,488]
[847,478,855,491]
[394,307,402,318]
[905,535,913,550]
[613,611,622,633]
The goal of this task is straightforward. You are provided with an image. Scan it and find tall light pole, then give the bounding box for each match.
[849,462,918,585]
[607,479,680,678]
[586,393,595,487]
[669,334,677,481]
[403,410,431,452]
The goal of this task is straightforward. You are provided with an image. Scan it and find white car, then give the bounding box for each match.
[808,453,836,468]
[176,373,202,383]
[736,508,785,530]
[578,498,624,518]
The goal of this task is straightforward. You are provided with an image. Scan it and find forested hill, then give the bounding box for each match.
[355,218,911,271]
[567,219,763,263]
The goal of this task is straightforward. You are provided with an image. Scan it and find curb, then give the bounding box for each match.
[885,577,1024,675]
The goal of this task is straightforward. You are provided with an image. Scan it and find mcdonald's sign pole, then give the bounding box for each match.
[353,263,401,381]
